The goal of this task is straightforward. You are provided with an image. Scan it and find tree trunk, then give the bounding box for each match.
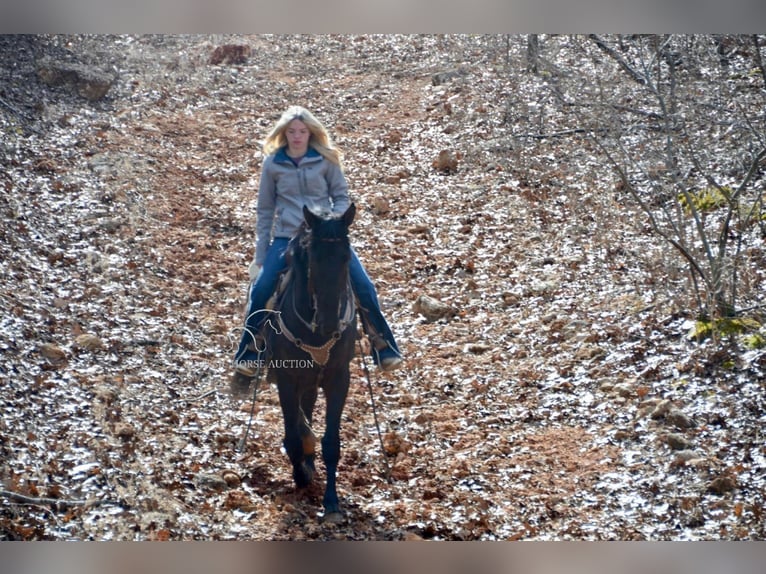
[526,34,539,74]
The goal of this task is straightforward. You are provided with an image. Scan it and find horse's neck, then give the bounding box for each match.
[287,259,315,326]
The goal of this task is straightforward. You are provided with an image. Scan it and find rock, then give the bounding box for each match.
[39,342,67,364]
[433,149,459,174]
[708,475,736,495]
[599,380,616,392]
[36,56,116,101]
[209,44,251,65]
[385,129,404,146]
[526,280,559,297]
[431,69,464,86]
[562,320,589,341]
[99,218,124,233]
[113,422,136,440]
[406,224,430,236]
[650,400,696,429]
[87,151,155,179]
[212,275,237,290]
[384,168,411,183]
[672,449,700,461]
[613,383,634,398]
[574,345,606,361]
[670,449,706,468]
[413,294,455,322]
[94,386,118,404]
[635,404,656,420]
[464,343,492,354]
[501,292,519,308]
[613,429,636,441]
[195,472,228,491]
[371,195,390,215]
[75,333,104,351]
[663,432,693,451]
[139,511,175,531]
[665,409,696,429]
[540,312,559,324]
[221,470,242,488]
[650,399,674,419]
[223,490,257,511]
[52,297,70,309]
[533,256,556,267]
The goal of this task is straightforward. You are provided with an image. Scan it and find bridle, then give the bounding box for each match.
[275,230,356,366]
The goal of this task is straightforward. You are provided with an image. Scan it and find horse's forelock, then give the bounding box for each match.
[310,213,349,243]
[289,218,348,269]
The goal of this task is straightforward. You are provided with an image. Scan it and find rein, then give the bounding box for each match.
[355,320,393,483]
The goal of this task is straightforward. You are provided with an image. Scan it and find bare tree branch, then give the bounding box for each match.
[0,95,31,119]
[0,489,120,511]
[588,34,646,85]
[752,35,766,87]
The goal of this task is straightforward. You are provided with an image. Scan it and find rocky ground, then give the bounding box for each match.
[1,34,765,540]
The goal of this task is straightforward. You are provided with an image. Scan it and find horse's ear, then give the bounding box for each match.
[342,203,356,228]
[303,205,318,229]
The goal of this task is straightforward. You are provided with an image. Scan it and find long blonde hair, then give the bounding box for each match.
[263,106,343,167]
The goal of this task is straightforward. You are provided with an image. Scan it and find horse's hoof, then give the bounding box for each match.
[293,462,315,489]
[322,511,345,524]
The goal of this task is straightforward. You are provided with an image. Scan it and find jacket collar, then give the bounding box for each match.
[274,146,322,164]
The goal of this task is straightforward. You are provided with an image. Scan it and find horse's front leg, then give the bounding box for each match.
[277,381,314,488]
[300,385,318,477]
[321,371,350,521]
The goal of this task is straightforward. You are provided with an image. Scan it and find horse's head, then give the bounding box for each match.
[301,203,356,337]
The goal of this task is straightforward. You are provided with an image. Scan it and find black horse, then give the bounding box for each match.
[264,203,357,521]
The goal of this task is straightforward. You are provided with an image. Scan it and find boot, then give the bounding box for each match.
[357,307,403,372]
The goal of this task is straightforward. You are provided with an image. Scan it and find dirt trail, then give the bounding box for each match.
[2,35,764,541]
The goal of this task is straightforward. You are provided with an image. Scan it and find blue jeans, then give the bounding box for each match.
[235,238,401,365]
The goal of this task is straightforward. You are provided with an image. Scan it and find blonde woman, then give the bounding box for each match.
[234,106,403,374]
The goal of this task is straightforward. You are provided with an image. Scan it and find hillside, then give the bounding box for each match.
[1,34,764,540]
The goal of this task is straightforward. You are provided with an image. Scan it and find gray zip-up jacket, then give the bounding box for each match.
[254,146,350,265]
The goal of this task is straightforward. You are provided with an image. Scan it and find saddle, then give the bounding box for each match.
[264,266,293,313]
[263,231,301,314]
